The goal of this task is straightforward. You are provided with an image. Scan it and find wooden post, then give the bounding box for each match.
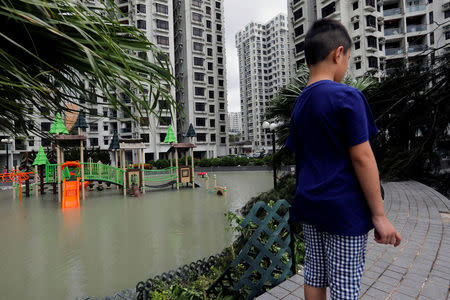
[34,165,39,198]
[79,129,85,200]
[213,174,217,188]
[40,165,45,195]
[175,148,179,190]
[61,150,64,163]
[185,154,188,166]
[121,149,126,196]
[190,138,195,189]
[115,150,119,190]
[169,152,173,175]
[57,144,62,203]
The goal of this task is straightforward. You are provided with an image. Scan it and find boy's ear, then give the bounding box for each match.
[332,46,345,64]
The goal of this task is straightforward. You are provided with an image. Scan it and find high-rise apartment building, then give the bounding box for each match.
[288,0,450,79]
[236,14,290,152]
[173,0,229,158]
[1,0,230,167]
[228,112,242,134]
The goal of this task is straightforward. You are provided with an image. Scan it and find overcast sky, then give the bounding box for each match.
[224,0,288,112]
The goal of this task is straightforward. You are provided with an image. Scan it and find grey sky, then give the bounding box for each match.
[224,0,288,112]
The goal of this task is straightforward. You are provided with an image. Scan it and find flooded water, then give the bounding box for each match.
[0,171,272,299]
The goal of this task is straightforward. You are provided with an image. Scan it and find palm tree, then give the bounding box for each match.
[266,65,376,147]
[0,0,177,136]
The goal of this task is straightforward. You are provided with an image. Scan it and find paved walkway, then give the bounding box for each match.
[257,181,450,300]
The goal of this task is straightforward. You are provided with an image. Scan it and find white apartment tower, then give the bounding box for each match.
[228,112,242,134]
[288,0,450,79]
[236,14,290,152]
[288,0,386,79]
[173,0,229,158]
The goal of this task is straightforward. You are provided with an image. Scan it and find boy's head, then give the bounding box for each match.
[305,19,352,82]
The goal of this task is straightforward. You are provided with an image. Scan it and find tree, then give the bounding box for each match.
[366,54,450,182]
[0,0,177,136]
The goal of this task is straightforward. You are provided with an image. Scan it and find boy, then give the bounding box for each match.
[287,19,401,300]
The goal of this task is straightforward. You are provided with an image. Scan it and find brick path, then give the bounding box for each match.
[257,181,450,300]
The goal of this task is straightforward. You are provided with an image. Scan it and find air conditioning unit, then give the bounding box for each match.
[443,2,450,10]
[354,56,362,62]
[352,35,361,42]
[351,15,360,22]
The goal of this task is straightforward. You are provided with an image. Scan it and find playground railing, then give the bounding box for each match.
[142,167,178,182]
[45,164,60,183]
[81,163,125,186]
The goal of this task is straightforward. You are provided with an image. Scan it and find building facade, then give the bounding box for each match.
[173,0,229,158]
[1,0,230,167]
[228,112,242,134]
[235,14,290,152]
[288,0,450,79]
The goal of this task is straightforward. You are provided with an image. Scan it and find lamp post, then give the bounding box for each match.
[1,138,13,172]
[263,121,278,190]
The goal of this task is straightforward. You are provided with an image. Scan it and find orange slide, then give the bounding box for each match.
[62,178,80,209]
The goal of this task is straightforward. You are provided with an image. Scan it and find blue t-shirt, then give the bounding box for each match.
[286,80,379,236]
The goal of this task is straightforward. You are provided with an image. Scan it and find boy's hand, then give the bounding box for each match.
[372,215,402,247]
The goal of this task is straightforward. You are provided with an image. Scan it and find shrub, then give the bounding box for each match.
[220,156,237,166]
[199,158,212,167]
[235,156,249,166]
[263,155,273,166]
[154,159,170,169]
[211,158,221,167]
[253,158,264,166]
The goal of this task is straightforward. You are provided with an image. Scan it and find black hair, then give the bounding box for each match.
[304,19,352,66]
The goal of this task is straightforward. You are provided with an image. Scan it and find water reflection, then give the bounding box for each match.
[0,171,272,299]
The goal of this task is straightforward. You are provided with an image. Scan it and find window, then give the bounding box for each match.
[192,0,201,7]
[159,117,171,126]
[193,42,204,51]
[208,62,213,70]
[220,125,225,133]
[379,43,383,51]
[218,68,223,75]
[294,25,304,37]
[140,134,149,143]
[446,10,450,19]
[366,0,375,8]
[355,41,360,50]
[137,4,146,13]
[41,122,51,131]
[207,34,212,42]
[218,57,223,64]
[90,138,98,147]
[220,114,225,121]
[368,56,378,68]
[220,137,226,144]
[193,27,203,37]
[446,31,450,40]
[208,76,214,84]
[210,134,216,142]
[217,35,222,42]
[217,46,223,53]
[353,22,359,30]
[216,1,221,9]
[321,2,336,18]
[196,118,206,127]
[219,91,224,98]
[218,79,224,87]
[206,6,211,15]
[429,12,433,24]
[209,105,215,113]
[207,48,213,56]
[430,32,434,44]
[209,90,214,98]
[156,19,169,30]
[353,1,358,10]
[219,102,225,109]
[137,20,146,29]
[159,100,169,109]
[367,36,377,48]
[195,102,206,111]
[366,15,376,28]
[294,8,303,20]
[210,119,215,127]
[159,133,166,142]
[216,13,221,20]
[355,61,361,69]
[206,20,211,29]
[192,12,203,22]
[156,3,168,14]
[295,41,305,54]
[157,36,169,45]
[194,57,204,66]
[216,24,222,31]
[194,72,204,81]
[197,133,206,142]
[195,87,205,96]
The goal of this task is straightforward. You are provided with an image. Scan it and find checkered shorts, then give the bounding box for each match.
[303,224,368,300]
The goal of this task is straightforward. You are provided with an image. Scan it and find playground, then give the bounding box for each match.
[6,112,228,209]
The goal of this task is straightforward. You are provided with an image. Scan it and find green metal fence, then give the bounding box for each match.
[81,163,124,186]
[142,167,178,182]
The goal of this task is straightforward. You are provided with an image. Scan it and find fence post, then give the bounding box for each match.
[288,219,297,275]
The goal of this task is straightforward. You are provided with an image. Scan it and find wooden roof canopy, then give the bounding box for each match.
[167,143,195,153]
[119,138,145,149]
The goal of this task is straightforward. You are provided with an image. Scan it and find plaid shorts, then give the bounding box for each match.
[303,224,368,300]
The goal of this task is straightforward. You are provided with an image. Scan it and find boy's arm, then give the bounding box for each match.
[349,141,401,247]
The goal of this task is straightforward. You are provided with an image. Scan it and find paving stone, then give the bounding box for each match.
[267,286,290,298]
[283,295,301,300]
[390,291,418,300]
[256,293,279,300]
[396,283,420,297]
[288,274,304,285]
[372,281,395,293]
[279,280,299,292]
[420,282,449,299]
[290,287,304,298]
[365,287,390,299]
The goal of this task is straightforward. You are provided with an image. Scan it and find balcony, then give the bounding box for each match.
[408,44,428,53]
[384,8,402,16]
[386,48,404,55]
[405,5,426,13]
[385,27,403,36]
[407,24,427,33]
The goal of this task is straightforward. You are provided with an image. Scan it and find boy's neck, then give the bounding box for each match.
[307,64,337,86]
